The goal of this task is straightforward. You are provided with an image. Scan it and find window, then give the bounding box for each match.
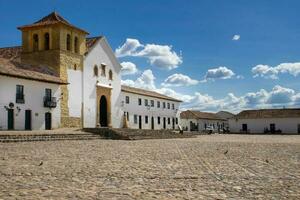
[66,34,71,51]
[163,102,166,109]
[176,118,178,124]
[145,116,148,124]
[74,36,78,53]
[109,70,113,80]
[150,100,154,107]
[125,96,130,104]
[157,101,160,108]
[168,118,170,124]
[101,64,106,76]
[94,65,98,76]
[33,34,39,51]
[45,88,52,99]
[74,64,77,71]
[145,99,148,106]
[157,117,161,124]
[16,85,24,103]
[167,103,170,109]
[134,115,138,124]
[172,103,175,110]
[138,98,142,105]
[44,33,50,50]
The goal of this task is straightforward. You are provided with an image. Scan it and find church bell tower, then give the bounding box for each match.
[18,12,89,127]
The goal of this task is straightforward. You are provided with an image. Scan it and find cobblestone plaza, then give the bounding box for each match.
[0,134,299,199]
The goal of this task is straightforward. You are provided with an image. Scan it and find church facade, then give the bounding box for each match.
[0,12,181,131]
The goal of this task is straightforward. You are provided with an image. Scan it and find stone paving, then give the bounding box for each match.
[0,134,299,199]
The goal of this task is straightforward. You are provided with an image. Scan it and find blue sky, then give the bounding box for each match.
[1,0,299,112]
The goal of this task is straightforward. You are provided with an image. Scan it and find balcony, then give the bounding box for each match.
[44,97,57,108]
[16,94,25,104]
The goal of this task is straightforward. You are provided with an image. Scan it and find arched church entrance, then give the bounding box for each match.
[99,95,108,127]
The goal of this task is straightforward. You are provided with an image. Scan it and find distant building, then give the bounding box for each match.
[180,110,226,132]
[229,108,300,134]
[0,12,181,130]
[216,111,235,129]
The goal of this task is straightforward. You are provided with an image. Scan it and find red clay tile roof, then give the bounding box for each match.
[0,46,22,61]
[0,58,67,84]
[121,85,182,102]
[17,12,89,34]
[235,108,300,119]
[180,110,225,120]
[85,36,103,54]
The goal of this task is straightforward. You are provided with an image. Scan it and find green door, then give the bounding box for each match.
[7,109,14,130]
[25,110,32,130]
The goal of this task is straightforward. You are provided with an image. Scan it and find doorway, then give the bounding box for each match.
[172,118,175,129]
[139,115,142,129]
[7,109,14,130]
[298,124,300,134]
[25,110,32,130]
[270,123,276,133]
[163,117,166,129]
[242,124,247,132]
[45,112,52,130]
[151,117,154,130]
[99,95,108,127]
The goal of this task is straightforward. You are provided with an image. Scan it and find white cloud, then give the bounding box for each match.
[204,66,235,80]
[116,38,182,70]
[232,35,240,41]
[122,69,156,90]
[252,62,300,79]
[115,38,143,57]
[155,88,194,103]
[162,73,199,87]
[181,85,300,113]
[120,62,138,76]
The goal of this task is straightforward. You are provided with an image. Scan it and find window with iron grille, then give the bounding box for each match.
[16,85,24,103]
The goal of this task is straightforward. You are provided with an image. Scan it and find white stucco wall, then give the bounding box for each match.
[67,69,82,118]
[229,118,300,134]
[181,118,226,132]
[0,75,61,130]
[83,37,122,128]
[121,92,180,130]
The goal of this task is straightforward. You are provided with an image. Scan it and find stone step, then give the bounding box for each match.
[0,133,103,143]
[83,128,194,140]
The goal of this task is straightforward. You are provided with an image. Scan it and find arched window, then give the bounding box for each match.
[74,37,78,53]
[101,64,106,77]
[94,65,98,76]
[44,33,50,50]
[66,34,71,51]
[109,70,113,80]
[33,34,39,51]
[74,64,77,71]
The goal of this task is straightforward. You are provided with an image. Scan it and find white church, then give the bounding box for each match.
[0,12,181,131]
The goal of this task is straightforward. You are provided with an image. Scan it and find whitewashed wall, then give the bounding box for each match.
[0,76,61,130]
[67,69,82,118]
[229,118,300,134]
[121,92,180,130]
[83,37,123,128]
[181,118,226,131]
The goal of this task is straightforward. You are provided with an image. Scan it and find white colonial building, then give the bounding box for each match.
[0,12,181,131]
[229,108,300,134]
[180,110,227,132]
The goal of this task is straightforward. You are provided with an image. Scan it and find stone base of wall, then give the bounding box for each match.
[61,117,82,128]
